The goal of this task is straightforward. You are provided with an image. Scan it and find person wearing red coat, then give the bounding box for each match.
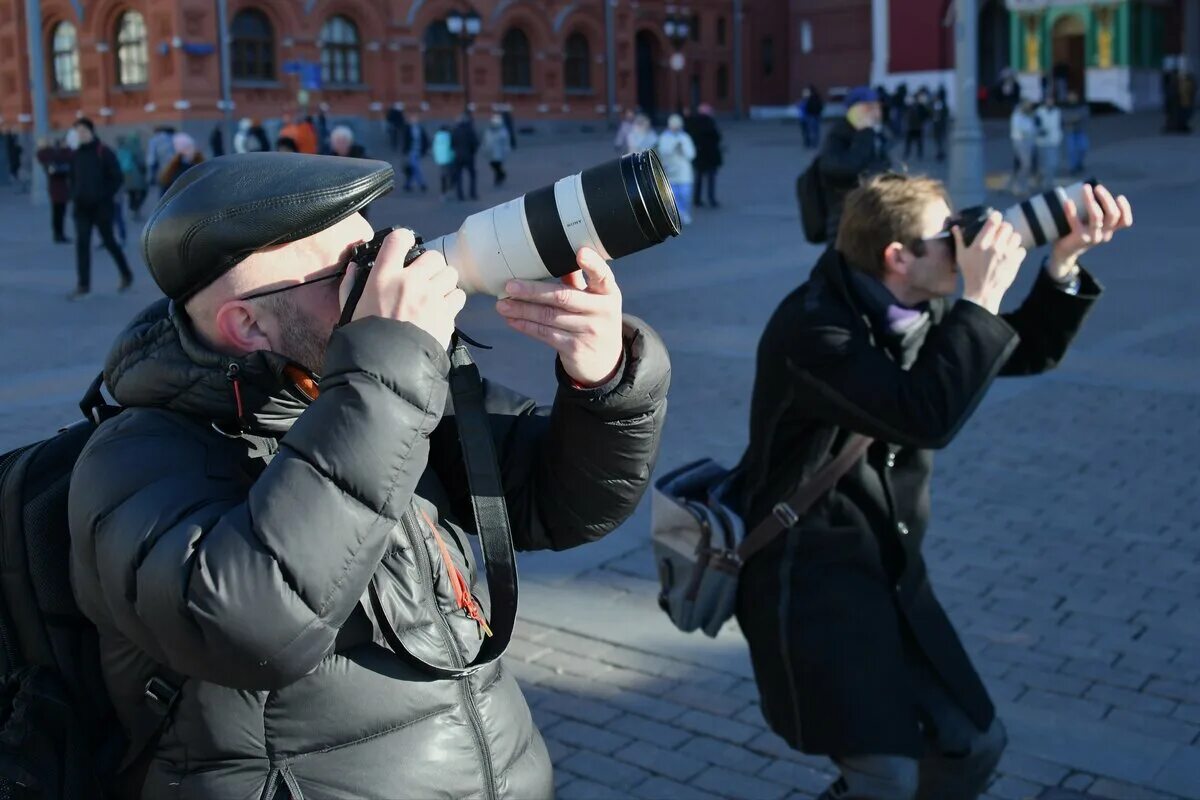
[36,138,73,243]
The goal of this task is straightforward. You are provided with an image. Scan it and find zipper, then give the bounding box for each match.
[400,508,498,800]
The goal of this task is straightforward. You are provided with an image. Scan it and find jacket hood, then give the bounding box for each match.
[103,299,312,435]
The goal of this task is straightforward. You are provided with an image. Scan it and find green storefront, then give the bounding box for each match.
[1006,0,1172,109]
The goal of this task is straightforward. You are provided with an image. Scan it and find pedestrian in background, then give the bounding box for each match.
[903,88,930,161]
[387,104,406,151]
[931,87,950,162]
[432,124,455,200]
[655,113,697,225]
[817,85,892,241]
[888,83,908,139]
[275,136,298,154]
[451,112,479,202]
[625,113,658,154]
[68,118,133,299]
[1009,100,1036,194]
[688,103,723,208]
[1035,96,1063,189]
[233,118,269,154]
[613,109,636,154]
[328,126,365,159]
[145,126,176,196]
[401,113,430,193]
[116,135,148,221]
[1062,91,1090,176]
[799,85,824,149]
[159,133,204,191]
[209,123,225,158]
[36,137,73,243]
[483,113,512,189]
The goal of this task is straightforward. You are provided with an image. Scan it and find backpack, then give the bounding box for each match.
[0,378,176,799]
[796,156,828,244]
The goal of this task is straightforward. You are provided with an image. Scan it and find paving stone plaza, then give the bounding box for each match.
[1,115,1197,799]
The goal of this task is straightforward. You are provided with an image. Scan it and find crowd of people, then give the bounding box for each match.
[612,104,724,225]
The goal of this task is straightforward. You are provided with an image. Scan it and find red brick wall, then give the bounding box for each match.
[788,0,873,95]
[1,0,774,133]
[888,0,953,73]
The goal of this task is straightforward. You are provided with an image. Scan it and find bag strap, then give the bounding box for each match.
[736,433,873,563]
[368,337,517,679]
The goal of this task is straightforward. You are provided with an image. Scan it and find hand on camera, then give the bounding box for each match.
[953,212,1027,316]
[1047,183,1133,281]
[340,228,466,350]
[495,247,625,388]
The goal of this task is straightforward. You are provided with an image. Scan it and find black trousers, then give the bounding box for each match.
[74,202,132,291]
[128,189,148,215]
[455,159,477,200]
[904,131,924,159]
[695,169,718,205]
[51,201,67,240]
[489,160,506,187]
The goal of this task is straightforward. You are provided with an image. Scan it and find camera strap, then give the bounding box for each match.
[367,335,518,679]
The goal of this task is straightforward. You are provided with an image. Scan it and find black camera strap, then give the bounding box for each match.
[368,336,518,679]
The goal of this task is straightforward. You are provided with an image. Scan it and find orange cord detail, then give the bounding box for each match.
[418,508,493,638]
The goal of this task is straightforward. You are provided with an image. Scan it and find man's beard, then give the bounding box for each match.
[264,295,330,375]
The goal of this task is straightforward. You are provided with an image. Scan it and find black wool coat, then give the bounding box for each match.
[735,248,1101,757]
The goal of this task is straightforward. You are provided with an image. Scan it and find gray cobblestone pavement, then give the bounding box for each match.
[1,114,1198,799]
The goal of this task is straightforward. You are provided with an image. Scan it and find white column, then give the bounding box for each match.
[949,0,984,207]
[871,0,890,86]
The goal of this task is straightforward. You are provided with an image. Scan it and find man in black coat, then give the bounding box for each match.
[818,86,892,241]
[687,103,723,208]
[452,111,480,201]
[68,118,133,299]
[736,173,1132,799]
[68,153,670,798]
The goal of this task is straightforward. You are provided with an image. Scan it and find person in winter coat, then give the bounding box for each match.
[116,134,149,220]
[328,125,366,159]
[483,114,512,188]
[68,153,670,800]
[655,114,696,225]
[209,123,225,158]
[903,88,931,160]
[1034,96,1064,189]
[625,113,658,154]
[145,126,176,196]
[451,112,480,201]
[687,103,723,208]
[736,172,1132,800]
[234,117,270,154]
[401,113,430,192]
[931,87,950,162]
[279,114,319,155]
[1061,91,1090,176]
[432,124,455,199]
[817,85,892,241]
[36,137,73,243]
[158,132,205,191]
[68,118,134,299]
[1009,100,1037,194]
[798,85,824,148]
[613,109,636,153]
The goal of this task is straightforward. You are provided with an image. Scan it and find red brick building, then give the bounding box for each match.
[0,0,792,134]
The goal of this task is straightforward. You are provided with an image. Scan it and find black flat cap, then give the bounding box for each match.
[142,153,394,302]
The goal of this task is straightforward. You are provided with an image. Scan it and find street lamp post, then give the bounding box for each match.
[446,9,482,112]
[663,11,690,114]
[23,0,50,205]
[948,0,985,207]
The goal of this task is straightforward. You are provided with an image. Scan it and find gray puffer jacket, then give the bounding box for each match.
[68,300,670,800]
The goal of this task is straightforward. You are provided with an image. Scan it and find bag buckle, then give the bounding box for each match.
[772,502,800,529]
[144,676,178,714]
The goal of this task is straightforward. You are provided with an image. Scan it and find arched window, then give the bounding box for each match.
[51,21,80,93]
[423,20,459,87]
[716,63,729,99]
[320,15,360,85]
[716,16,727,46]
[115,11,148,87]
[501,28,531,89]
[564,32,590,91]
[232,9,275,81]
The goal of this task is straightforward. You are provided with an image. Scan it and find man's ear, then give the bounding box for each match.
[881,241,911,280]
[212,300,274,355]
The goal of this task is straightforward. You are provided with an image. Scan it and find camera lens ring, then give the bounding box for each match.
[621,150,682,244]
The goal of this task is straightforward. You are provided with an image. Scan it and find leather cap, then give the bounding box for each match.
[142,153,394,302]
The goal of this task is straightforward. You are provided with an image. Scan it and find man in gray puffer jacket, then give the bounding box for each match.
[68,153,670,800]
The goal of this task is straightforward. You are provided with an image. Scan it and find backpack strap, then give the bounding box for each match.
[368,336,517,679]
[736,434,873,563]
[80,372,121,425]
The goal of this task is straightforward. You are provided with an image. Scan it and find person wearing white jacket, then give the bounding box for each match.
[1009,101,1036,195]
[1034,97,1063,190]
[655,114,697,225]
